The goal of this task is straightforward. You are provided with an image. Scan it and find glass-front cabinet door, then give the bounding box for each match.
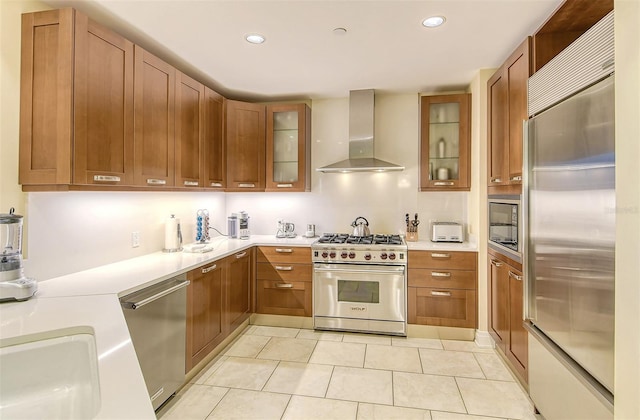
[419,93,471,191]
[266,103,311,192]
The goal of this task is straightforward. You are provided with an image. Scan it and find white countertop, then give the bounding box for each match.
[406,239,478,252]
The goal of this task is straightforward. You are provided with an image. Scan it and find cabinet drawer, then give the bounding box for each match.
[408,287,476,328]
[408,250,477,270]
[408,268,476,290]
[257,262,312,282]
[257,246,311,264]
[256,280,311,317]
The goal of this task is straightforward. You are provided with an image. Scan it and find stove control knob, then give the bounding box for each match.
[329,251,336,259]
[322,251,328,258]
[380,252,388,260]
[349,252,356,259]
[341,252,348,259]
[389,252,396,260]
[364,253,372,261]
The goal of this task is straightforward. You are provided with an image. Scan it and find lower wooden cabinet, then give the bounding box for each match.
[256,246,312,317]
[488,249,527,382]
[227,249,253,332]
[407,250,478,328]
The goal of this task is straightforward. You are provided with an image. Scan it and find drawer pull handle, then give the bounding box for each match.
[93,175,121,182]
[431,271,451,278]
[431,253,451,259]
[509,176,522,182]
[509,271,523,281]
[433,181,454,186]
[210,182,223,187]
[491,259,504,267]
[201,264,217,274]
[277,184,293,188]
[184,180,199,186]
[147,178,167,185]
[430,291,452,297]
[275,266,293,271]
[275,248,293,253]
[276,283,294,288]
[235,251,247,258]
[490,178,502,183]
[238,183,255,188]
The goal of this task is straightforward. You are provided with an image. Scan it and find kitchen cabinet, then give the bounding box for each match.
[226,248,253,332]
[186,261,224,372]
[175,72,205,188]
[487,38,531,194]
[265,104,311,192]
[256,246,312,316]
[20,9,135,188]
[488,249,527,383]
[419,94,471,191]
[408,250,477,328]
[133,46,176,188]
[203,87,226,190]
[226,100,266,191]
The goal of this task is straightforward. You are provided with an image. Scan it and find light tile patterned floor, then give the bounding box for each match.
[158,326,537,420]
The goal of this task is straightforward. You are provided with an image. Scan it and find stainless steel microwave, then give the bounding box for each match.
[488,196,522,262]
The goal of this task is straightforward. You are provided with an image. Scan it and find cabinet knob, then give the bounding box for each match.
[431,253,451,259]
[509,176,522,182]
[275,248,293,253]
[210,182,223,187]
[509,271,523,281]
[93,175,121,182]
[275,283,294,289]
[490,259,504,267]
[276,184,293,188]
[430,291,452,297]
[275,266,293,271]
[235,251,247,258]
[184,180,199,186]
[238,183,255,188]
[490,178,502,183]
[433,181,454,186]
[147,178,167,185]
[431,271,451,278]
[201,264,217,274]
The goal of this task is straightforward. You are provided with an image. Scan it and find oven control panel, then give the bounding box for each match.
[312,249,406,264]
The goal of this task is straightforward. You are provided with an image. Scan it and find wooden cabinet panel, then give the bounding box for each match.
[408,250,476,270]
[487,71,507,186]
[507,50,528,184]
[133,46,175,188]
[226,249,252,331]
[257,262,312,283]
[265,103,311,192]
[257,246,311,264]
[489,256,509,349]
[408,268,476,290]
[20,9,74,186]
[408,287,476,328]
[186,261,225,372]
[175,72,204,188]
[256,280,311,317]
[203,87,225,189]
[73,12,134,186]
[226,100,265,191]
[507,266,527,380]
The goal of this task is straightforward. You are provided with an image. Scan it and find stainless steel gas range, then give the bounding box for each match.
[311,233,408,336]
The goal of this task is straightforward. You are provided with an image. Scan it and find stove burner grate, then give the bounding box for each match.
[316,233,404,245]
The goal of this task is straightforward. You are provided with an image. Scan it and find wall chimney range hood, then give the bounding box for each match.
[316,89,405,173]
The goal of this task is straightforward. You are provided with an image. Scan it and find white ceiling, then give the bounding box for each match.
[44,0,563,101]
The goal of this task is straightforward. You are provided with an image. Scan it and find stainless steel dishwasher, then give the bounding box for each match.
[120,274,189,411]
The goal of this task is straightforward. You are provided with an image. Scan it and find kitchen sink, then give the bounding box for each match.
[0,328,101,419]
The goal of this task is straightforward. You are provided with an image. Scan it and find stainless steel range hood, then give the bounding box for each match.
[316,89,405,173]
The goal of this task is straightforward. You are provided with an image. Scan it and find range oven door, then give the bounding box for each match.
[313,263,406,323]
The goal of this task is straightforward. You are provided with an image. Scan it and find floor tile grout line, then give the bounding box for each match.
[202,386,230,420]
[278,393,293,420]
[323,365,336,399]
[453,376,470,415]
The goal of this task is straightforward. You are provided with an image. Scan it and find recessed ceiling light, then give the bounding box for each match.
[422,16,446,28]
[245,34,265,44]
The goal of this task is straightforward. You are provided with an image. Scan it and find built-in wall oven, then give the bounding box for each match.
[312,234,407,336]
[488,196,522,262]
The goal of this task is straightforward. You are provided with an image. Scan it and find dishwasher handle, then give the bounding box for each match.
[121,279,190,310]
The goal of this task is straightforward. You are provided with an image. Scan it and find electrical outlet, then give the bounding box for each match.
[132,231,140,248]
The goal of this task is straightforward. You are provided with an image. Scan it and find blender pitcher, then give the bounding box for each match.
[0,208,37,301]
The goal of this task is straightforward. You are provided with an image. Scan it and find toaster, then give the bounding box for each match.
[431,222,463,243]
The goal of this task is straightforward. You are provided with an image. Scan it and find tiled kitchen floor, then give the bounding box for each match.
[157,326,536,420]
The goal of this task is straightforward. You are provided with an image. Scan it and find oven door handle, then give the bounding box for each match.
[314,267,405,275]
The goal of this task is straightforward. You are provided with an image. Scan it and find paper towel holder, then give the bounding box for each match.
[163,214,183,253]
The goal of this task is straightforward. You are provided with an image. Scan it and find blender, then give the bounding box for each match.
[0,208,37,302]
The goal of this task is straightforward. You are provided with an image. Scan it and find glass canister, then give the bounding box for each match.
[0,208,24,274]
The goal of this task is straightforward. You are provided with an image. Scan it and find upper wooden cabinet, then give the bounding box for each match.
[419,93,471,191]
[175,72,204,188]
[133,46,176,188]
[265,104,311,192]
[487,38,531,194]
[203,87,226,190]
[226,100,266,191]
[20,8,135,188]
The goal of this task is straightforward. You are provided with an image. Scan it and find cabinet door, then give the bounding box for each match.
[408,287,476,328]
[265,104,311,192]
[257,246,312,264]
[256,280,312,317]
[73,12,134,186]
[419,93,471,191]
[19,9,74,186]
[507,267,528,379]
[489,257,509,350]
[226,100,265,191]
[487,69,507,187]
[186,261,225,372]
[226,249,252,332]
[203,87,226,189]
[175,72,204,188]
[506,39,531,186]
[133,46,175,187]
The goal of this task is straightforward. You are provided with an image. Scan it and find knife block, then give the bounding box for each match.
[406,230,418,242]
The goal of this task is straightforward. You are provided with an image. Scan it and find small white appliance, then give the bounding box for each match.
[229,211,250,239]
[0,208,37,302]
[431,222,463,243]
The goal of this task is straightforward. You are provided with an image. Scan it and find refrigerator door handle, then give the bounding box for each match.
[522,118,531,321]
